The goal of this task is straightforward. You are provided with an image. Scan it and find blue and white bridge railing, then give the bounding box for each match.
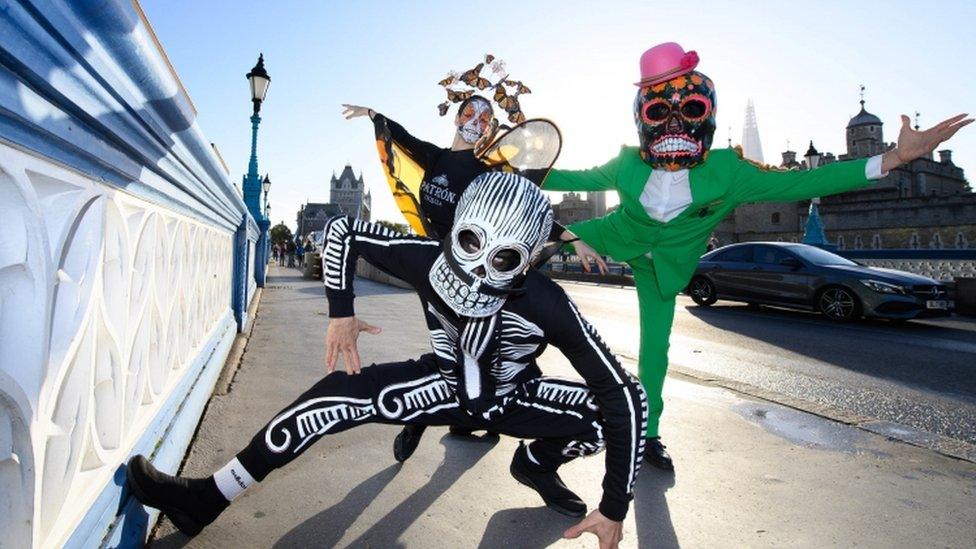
[0,1,260,547]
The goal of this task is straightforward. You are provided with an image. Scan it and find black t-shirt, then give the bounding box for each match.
[375,114,561,240]
[418,149,487,239]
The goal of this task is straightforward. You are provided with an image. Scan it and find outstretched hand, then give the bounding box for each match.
[574,239,608,275]
[325,316,382,375]
[560,230,608,275]
[564,510,624,549]
[884,113,972,171]
[341,104,374,120]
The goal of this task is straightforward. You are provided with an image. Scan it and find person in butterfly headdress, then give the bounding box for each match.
[542,41,972,472]
[342,54,608,461]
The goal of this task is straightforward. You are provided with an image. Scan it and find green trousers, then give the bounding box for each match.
[571,220,676,439]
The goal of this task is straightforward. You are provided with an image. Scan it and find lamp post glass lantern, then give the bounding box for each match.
[804,140,821,170]
[247,54,271,115]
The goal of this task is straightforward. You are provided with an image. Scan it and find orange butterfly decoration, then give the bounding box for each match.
[434,54,529,122]
[446,89,474,102]
[459,63,492,90]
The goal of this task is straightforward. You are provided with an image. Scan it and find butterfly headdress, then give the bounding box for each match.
[436,54,531,124]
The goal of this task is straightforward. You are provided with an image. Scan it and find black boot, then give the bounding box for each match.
[643,437,674,470]
[393,424,426,462]
[509,442,586,517]
[126,455,229,537]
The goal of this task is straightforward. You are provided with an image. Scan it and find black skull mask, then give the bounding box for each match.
[634,70,717,170]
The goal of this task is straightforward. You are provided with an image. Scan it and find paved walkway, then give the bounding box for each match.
[151,266,976,548]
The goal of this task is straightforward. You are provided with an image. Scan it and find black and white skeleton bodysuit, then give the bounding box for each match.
[233,185,647,522]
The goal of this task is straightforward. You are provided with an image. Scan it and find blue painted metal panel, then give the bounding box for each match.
[233,217,249,330]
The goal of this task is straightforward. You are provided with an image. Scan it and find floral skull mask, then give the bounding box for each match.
[430,171,552,318]
[634,70,717,170]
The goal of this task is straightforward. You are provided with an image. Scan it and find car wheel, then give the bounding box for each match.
[817,286,861,322]
[689,277,717,307]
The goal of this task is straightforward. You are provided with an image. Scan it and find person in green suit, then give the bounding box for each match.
[543,41,971,471]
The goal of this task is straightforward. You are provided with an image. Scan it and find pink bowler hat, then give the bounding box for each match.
[634,42,699,87]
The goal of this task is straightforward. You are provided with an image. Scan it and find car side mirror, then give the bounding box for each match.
[779,257,802,270]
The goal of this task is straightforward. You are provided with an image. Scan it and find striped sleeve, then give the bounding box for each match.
[542,285,648,521]
[321,216,440,317]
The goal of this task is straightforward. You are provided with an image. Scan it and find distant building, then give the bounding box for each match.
[554,192,596,225]
[296,202,344,238]
[718,93,976,250]
[330,164,371,220]
[741,99,764,163]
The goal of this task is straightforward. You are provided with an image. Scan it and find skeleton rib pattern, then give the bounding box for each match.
[536,381,592,407]
[322,216,351,290]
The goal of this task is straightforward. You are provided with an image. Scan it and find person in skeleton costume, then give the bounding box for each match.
[126,172,647,547]
[543,41,972,471]
[341,55,607,461]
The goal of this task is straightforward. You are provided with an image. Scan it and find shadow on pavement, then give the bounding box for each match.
[478,507,572,548]
[269,464,401,548]
[275,434,497,548]
[633,469,678,549]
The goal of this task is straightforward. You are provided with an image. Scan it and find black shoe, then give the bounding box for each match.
[510,442,586,517]
[449,425,499,437]
[393,424,426,462]
[126,455,228,537]
[643,438,674,470]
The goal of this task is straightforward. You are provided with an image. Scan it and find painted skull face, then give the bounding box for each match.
[634,71,716,170]
[456,97,495,144]
[430,171,553,317]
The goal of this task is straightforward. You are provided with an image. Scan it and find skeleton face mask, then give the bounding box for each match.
[634,70,717,170]
[430,172,553,317]
[456,97,494,144]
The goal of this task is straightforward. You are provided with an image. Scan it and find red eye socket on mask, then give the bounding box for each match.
[679,94,712,122]
[641,99,671,124]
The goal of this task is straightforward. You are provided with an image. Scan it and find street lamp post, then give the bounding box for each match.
[243,54,272,285]
[801,141,830,247]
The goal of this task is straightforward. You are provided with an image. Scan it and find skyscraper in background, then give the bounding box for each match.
[741,98,764,163]
[590,191,606,218]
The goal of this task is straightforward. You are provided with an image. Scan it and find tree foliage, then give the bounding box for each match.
[270,223,294,247]
[374,220,409,235]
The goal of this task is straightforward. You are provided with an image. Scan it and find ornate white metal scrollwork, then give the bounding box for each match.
[0,144,234,547]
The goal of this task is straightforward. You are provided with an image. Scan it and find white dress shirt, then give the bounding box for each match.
[638,154,887,224]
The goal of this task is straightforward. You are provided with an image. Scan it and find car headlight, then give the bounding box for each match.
[859,279,908,294]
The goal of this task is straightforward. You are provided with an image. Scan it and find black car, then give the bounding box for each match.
[686,242,953,321]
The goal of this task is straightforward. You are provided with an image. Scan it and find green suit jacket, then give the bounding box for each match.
[543,147,873,298]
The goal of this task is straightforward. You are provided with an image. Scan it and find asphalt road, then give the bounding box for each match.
[152,269,976,548]
[561,282,976,450]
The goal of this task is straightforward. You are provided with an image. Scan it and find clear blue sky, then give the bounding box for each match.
[141,0,975,230]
